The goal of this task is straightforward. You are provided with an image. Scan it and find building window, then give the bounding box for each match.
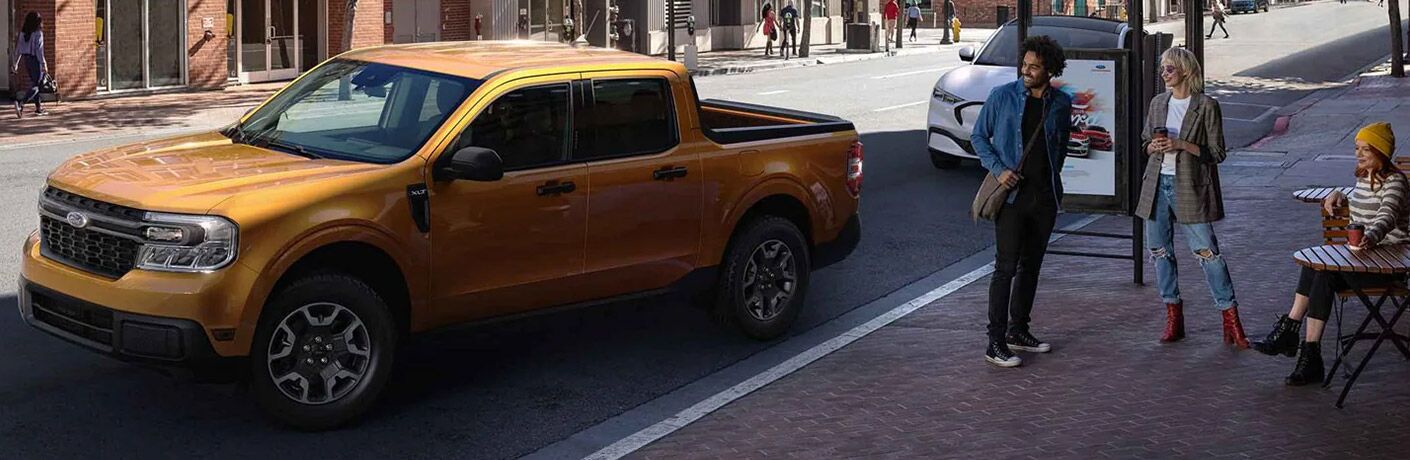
[98,0,188,91]
[810,0,826,17]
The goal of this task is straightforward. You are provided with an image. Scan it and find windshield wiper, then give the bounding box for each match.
[264,138,324,160]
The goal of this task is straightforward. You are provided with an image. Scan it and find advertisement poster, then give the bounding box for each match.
[1052,59,1119,197]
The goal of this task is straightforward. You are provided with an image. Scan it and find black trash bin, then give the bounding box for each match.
[996,6,1010,27]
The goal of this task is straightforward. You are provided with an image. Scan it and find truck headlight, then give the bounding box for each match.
[136,212,239,272]
[932,87,963,104]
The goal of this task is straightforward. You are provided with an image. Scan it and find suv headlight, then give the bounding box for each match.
[933,87,963,104]
[136,212,239,272]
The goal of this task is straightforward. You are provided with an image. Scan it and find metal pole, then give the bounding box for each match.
[1018,0,1031,78]
[940,0,953,44]
[1184,0,1203,70]
[1130,0,1147,286]
[668,0,676,61]
[896,1,904,49]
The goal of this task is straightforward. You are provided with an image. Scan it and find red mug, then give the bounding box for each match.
[1348,223,1365,247]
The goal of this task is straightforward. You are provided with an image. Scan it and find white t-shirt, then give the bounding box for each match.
[1161,95,1191,176]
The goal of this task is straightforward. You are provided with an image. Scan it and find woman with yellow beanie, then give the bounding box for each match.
[1252,122,1405,386]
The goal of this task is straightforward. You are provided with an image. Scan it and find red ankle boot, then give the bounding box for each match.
[1161,302,1185,343]
[1222,306,1250,349]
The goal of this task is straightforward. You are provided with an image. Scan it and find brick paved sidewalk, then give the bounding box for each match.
[629,75,1410,458]
[0,82,282,147]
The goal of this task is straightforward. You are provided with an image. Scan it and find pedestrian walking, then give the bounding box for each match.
[1207,2,1230,39]
[1138,47,1249,349]
[11,11,48,118]
[907,2,922,42]
[780,1,800,59]
[759,3,778,57]
[1252,123,1403,386]
[971,36,1074,368]
[884,0,900,47]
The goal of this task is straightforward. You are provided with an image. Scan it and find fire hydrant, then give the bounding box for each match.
[951,17,961,42]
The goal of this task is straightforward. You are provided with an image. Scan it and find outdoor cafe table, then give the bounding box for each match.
[1293,186,1355,203]
[1294,244,1410,407]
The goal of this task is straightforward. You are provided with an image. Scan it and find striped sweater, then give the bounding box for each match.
[1350,172,1410,246]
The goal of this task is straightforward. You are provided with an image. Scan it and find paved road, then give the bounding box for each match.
[0,4,1400,457]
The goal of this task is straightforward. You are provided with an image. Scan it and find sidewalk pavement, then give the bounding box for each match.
[688,28,994,77]
[0,29,992,149]
[628,73,1410,458]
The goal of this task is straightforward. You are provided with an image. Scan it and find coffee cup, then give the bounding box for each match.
[1348,223,1365,248]
[1153,127,1169,139]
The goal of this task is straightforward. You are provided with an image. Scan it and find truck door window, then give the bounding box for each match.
[576,79,678,161]
[453,84,572,171]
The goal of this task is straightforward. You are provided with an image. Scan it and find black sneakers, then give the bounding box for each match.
[985,340,1022,368]
[1006,331,1052,353]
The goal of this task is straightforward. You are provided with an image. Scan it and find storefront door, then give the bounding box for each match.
[393,0,441,43]
[241,0,296,81]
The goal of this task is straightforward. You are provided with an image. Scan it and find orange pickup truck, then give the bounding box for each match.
[18,42,861,429]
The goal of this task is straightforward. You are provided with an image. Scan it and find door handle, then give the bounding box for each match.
[536,180,577,196]
[653,166,689,181]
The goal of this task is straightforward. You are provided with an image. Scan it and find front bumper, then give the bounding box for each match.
[19,278,223,366]
[19,231,261,359]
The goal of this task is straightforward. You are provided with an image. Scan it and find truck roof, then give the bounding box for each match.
[338,41,681,80]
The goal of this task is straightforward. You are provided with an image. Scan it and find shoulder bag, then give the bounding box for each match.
[970,100,1048,221]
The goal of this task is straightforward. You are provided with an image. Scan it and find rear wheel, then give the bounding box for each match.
[714,216,811,340]
[929,150,962,169]
[250,273,397,431]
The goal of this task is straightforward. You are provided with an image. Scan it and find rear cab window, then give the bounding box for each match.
[575,78,679,161]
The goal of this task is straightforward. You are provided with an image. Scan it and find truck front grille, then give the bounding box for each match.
[38,187,145,279]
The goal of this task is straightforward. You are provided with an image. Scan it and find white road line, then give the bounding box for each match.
[583,215,1103,460]
[871,66,956,80]
[757,90,791,95]
[872,101,928,112]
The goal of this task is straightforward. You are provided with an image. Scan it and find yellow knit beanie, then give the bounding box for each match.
[1357,122,1395,158]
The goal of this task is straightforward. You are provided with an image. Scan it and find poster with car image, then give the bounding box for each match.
[1052,58,1119,197]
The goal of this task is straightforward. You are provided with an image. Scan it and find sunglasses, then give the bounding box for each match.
[1161,65,1179,76]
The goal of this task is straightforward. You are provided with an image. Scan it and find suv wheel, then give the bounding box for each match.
[715,216,811,340]
[251,273,397,431]
[930,150,962,169]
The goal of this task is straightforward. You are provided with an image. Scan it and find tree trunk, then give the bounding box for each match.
[1391,0,1405,77]
[339,0,360,101]
[800,1,813,57]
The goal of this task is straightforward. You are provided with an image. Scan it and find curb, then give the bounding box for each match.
[691,41,979,78]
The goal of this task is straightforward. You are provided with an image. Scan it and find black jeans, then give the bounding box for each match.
[988,188,1058,342]
[1295,266,1398,322]
[1208,20,1229,38]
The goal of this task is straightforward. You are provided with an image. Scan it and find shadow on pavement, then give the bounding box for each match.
[0,129,995,459]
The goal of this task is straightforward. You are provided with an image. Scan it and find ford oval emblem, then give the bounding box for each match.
[65,212,90,229]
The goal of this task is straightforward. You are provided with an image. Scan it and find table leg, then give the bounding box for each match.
[1336,295,1410,408]
[1325,285,1390,387]
[1358,290,1410,359]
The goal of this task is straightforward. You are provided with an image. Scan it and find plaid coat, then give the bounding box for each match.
[1135,92,1228,224]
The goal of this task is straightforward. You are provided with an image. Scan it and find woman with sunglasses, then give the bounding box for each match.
[1137,47,1250,348]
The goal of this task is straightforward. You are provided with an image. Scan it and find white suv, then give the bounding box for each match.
[927,16,1134,169]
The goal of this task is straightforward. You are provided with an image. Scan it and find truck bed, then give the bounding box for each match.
[699,99,856,145]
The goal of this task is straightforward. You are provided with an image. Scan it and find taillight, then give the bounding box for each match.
[846,140,864,197]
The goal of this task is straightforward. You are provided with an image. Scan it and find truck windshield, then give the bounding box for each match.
[227,59,483,164]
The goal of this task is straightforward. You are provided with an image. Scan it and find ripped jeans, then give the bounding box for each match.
[1145,174,1238,310]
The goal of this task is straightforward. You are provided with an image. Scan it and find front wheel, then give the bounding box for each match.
[714,216,811,340]
[250,273,398,431]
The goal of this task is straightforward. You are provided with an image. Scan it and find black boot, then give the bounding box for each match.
[1252,315,1301,357]
[1286,341,1324,386]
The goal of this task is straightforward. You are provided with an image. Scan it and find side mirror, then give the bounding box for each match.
[436,147,504,182]
[959,47,975,62]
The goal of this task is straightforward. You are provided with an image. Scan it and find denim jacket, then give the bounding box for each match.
[971,79,1074,206]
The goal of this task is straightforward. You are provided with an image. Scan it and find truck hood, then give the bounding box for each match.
[936,64,1018,103]
[47,132,384,214]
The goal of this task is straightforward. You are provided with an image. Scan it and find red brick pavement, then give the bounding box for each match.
[632,186,1410,459]
[2,83,281,147]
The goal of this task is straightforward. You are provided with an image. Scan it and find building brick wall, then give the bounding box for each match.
[54,0,97,99]
[328,0,385,56]
[187,0,228,90]
[442,0,472,41]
